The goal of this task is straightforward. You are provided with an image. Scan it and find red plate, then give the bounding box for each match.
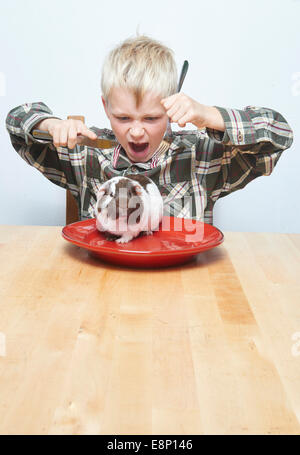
[61,216,224,268]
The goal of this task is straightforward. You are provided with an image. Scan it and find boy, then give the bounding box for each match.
[6,35,293,225]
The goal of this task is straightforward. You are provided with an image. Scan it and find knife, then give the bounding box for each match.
[31,128,118,149]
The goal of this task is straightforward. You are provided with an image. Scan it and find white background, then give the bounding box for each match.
[0,0,299,232]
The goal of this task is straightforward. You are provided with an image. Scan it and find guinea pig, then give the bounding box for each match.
[94,174,164,243]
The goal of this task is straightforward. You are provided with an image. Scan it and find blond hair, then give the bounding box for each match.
[101,35,178,107]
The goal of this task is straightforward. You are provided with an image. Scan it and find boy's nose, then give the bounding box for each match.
[129,127,145,138]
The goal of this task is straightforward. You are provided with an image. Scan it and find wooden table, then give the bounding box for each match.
[0,225,300,435]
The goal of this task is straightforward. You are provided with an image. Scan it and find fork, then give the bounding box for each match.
[165,60,189,139]
[158,59,189,156]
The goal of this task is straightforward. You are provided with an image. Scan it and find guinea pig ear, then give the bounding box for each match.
[133,185,142,196]
[95,189,105,212]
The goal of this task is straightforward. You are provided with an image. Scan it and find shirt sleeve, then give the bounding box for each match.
[201,105,294,201]
[5,102,86,204]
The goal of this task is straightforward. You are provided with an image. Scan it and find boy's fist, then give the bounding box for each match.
[36,118,97,149]
[160,93,208,129]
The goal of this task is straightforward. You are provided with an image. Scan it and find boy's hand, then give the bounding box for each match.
[35,118,97,149]
[160,93,225,131]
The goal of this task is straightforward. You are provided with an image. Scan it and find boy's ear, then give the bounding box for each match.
[101,96,109,116]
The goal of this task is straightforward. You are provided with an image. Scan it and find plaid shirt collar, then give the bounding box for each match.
[112,139,172,171]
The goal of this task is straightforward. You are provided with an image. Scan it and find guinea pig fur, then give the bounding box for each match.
[94,174,163,244]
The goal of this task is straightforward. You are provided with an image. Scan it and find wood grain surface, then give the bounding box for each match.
[0,225,299,435]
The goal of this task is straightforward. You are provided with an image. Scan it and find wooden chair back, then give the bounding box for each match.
[66,115,85,225]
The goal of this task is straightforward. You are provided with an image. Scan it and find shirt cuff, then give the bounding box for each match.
[22,113,61,145]
[205,106,258,146]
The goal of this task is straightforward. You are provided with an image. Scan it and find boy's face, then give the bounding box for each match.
[102,87,168,163]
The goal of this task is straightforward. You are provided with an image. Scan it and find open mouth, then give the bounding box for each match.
[129,142,149,153]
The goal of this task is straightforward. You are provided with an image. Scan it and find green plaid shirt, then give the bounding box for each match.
[6,102,293,224]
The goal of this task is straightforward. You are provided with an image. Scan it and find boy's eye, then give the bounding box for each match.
[115,116,160,121]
